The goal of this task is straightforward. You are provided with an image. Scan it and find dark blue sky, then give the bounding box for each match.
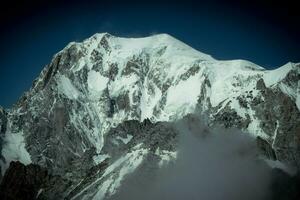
[0,0,299,108]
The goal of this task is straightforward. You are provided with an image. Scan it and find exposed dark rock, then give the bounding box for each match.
[0,107,7,180]
[252,95,264,106]
[122,60,141,76]
[179,64,200,81]
[155,46,167,56]
[42,56,61,89]
[108,63,119,80]
[0,161,48,200]
[252,87,300,167]
[99,34,111,52]
[213,105,251,129]
[237,96,249,108]
[108,99,116,117]
[0,107,7,137]
[102,119,178,159]
[24,100,97,177]
[270,169,300,200]
[0,161,74,200]
[256,78,266,90]
[115,93,131,112]
[280,65,300,89]
[90,49,103,66]
[256,136,277,160]
[196,76,212,114]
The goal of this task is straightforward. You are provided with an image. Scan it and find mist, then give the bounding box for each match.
[110,116,272,200]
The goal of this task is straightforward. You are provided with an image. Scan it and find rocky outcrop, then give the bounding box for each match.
[0,107,7,180]
[102,119,178,157]
[0,107,7,135]
[253,85,300,167]
[256,136,277,160]
[0,161,48,200]
[0,161,72,200]
[64,119,178,200]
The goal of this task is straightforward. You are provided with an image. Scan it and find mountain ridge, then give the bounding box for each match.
[0,33,299,199]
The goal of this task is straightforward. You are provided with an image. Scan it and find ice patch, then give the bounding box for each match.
[36,189,44,199]
[93,154,110,165]
[108,75,139,97]
[57,75,80,99]
[229,98,247,118]
[72,58,86,72]
[116,134,133,144]
[87,70,109,93]
[278,83,296,98]
[165,73,201,115]
[247,117,267,139]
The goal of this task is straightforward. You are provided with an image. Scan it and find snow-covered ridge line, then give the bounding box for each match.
[62,32,299,70]
[58,32,215,61]
[0,32,299,199]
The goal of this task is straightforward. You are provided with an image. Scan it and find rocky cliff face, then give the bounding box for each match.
[0,33,299,199]
[0,161,49,200]
[0,107,7,180]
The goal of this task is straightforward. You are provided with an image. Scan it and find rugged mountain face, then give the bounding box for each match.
[0,161,49,200]
[0,33,299,199]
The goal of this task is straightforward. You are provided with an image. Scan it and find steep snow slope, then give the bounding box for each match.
[0,33,299,199]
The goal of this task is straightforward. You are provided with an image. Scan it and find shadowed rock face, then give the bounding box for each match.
[1,119,179,200]
[256,136,277,160]
[0,161,48,200]
[0,107,7,180]
[0,161,73,200]
[102,119,178,156]
[0,33,299,199]
[63,119,179,200]
[0,107,7,135]
[254,84,300,167]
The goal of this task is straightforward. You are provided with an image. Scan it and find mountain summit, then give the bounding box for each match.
[0,33,299,199]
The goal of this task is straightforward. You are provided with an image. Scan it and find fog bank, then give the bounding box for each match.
[111,117,272,200]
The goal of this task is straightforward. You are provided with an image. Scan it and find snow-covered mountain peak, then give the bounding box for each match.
[75,32,215,62]
[0,33,299,200]
[25,33,300,127]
